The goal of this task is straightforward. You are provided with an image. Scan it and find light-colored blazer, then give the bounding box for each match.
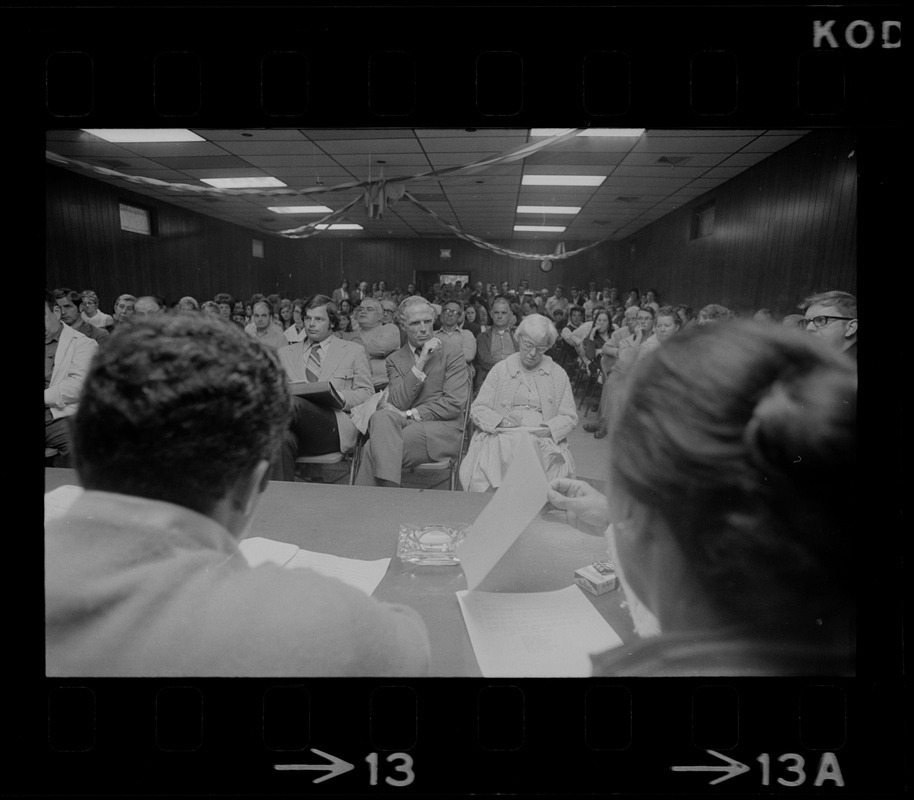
[45,324,98,420]
[277,336,374,452]
[470,353,577,442]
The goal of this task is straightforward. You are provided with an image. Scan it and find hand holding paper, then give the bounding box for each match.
[456,433,550,591]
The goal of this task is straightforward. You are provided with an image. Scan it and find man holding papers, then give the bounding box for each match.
[45,313,430,676]
[272,294,374,481]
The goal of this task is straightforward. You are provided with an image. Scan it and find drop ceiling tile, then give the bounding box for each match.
[523,151,626,166]
[651,129,767,137]
[316,137,423,154]
[156,156,252,170]
[703,166,748,180]
[419,136,528,152]
[197,129,310,141]
[611,166,708,179]
[46,141,138,158]
[332,154,431,168]
[240,154,340,168]
[633,136,758,154]
[426,152,504,166]
[618,152,728,168]
[717,152,773,168]
[302,129,415,139]
[216,140,337,156]
[741,136,806,153]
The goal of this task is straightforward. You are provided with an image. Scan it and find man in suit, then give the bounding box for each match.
[473,296,516,391]
[53,288,109,343]
[354,296,469,487]
[272,295,374,481]
[349,297,401,388]
[45,290,98,466]
[46,311,430,676]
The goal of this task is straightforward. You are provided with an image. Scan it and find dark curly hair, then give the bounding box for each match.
[73,313,291,515]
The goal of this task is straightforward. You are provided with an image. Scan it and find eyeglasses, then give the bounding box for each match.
[517,337,549,353]
[442,308,461,315]
[801,315,854,328]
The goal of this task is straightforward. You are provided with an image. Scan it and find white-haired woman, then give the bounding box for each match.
[459,313,578,491]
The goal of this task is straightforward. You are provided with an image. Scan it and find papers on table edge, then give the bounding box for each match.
[456,585,623,678]
[238,537,390,597]
[453,433,622,677]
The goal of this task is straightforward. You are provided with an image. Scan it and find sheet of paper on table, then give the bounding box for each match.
[237,536,300,567]
[284,549,390,597]
[44,484,84,524]
[238,537,390,597]
[456,433,551,591]
[456,585,623,677]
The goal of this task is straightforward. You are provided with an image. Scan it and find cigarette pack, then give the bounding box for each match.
[574,560,618,596]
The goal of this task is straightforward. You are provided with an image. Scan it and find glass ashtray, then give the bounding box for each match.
[397,523,469,566]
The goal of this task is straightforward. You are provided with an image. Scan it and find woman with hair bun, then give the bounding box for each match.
[548,320,857,676]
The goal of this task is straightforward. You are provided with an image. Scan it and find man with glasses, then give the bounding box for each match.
[798,290,857,364]
[350,298,401,388]
[436,299,477,377]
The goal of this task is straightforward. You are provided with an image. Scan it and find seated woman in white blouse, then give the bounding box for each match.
[459,313,578,492]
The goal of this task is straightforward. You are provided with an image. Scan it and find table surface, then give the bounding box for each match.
[45,469,635,677]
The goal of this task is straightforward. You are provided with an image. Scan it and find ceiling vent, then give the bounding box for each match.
[656,156,691,166]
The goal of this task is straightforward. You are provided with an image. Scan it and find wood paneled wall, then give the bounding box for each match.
[46,129,856,318]
[612,130,857,317]
[45,167,298,309]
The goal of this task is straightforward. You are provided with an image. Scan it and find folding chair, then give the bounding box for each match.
[410,385,474,490]
[577,360,603,413]
[294,451,357,484]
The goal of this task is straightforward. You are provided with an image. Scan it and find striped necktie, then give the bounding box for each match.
[305,344,323,382]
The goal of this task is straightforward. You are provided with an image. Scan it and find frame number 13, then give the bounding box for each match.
[365,752,415,787]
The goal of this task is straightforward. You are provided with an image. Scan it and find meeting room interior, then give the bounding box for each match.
[45,126,860,679]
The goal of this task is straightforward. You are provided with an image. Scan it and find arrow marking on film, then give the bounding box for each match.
[671,749,750,785]
[274,749,355,783]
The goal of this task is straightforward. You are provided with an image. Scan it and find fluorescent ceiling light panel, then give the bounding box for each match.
[522,175,606,186]
[316,223,364,230]
[529,128,645,137]
[578,128,645,137]
[201,177,287,188]
[268,205,334,214]
[516,205,581,214]
[81,129,205,143]
[514,225,566,232]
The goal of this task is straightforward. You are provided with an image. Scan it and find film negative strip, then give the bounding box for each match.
[16,2,904,797]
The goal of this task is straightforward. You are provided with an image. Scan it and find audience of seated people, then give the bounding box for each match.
[46,281,857,489]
